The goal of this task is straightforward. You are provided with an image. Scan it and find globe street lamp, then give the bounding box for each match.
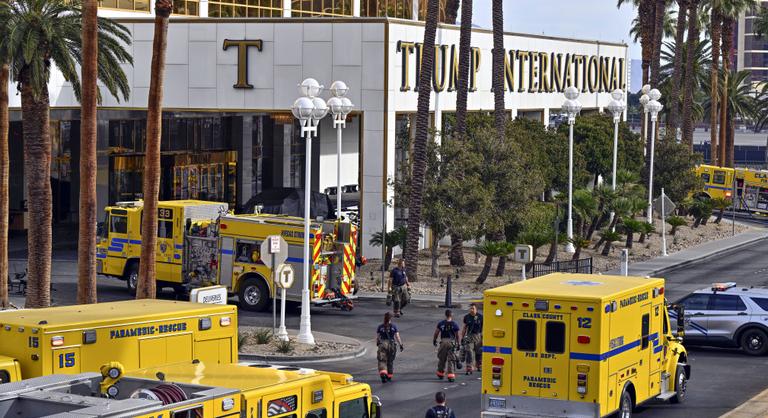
[327,81,354,220]
[291,78,329,346]
[562,86,582,253]
[639,92,650,157]
[646,89,663,224]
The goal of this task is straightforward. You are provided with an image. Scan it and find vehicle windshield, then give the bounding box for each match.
[339,397,368,418]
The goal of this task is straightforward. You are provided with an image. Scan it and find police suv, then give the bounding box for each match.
[674,282,768,355]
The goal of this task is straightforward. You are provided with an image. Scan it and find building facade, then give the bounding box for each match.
[737,1,768,84]
[7,15,628,257]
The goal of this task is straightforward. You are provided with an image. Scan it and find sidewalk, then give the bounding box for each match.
[604,230,768,277]
[720,387,768,418]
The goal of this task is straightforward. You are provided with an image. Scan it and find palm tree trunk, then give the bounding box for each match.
[715,207,724,223]
[404,0,439,282]
[666,0,688,139]
[0,64,8,309]
[681,0,699,147]
[640,0,654,140]
[602,241,613,256]
[572,245,581,261]
[430,231,440,278]
[384,246,393,271]
[449,0,472,269]
[475,255,492,284]
[138,0,173,299]
[21,69,52,309]
[626,232,634,249]
[710,9,722,166]
[726,106,735,167]
[720,16,733,167]
[495,254,506,276]
[491,0,505,138]
[544,237,557,264]
[77,0,99,305]
[648,0,666,146]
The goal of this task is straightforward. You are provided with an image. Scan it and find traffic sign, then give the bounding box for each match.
[514,244,533,264]
[260,235,288,268]
[276,263,295,289]
[652,195,676,218]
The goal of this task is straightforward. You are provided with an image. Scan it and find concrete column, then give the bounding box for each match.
[511,108,518,120]
[283,124,293,187]
[234,116,253,211]
[352,0,360,16]
[283,0,291,17]
[542,108,550,127]
[412,0,419,20]
[198,0,208,17]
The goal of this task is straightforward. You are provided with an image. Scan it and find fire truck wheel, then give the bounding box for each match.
[239,277,269,312]
[740,327,768,356]
[670,365,687,404]
[617,386,633,418]
[125,262,139,296]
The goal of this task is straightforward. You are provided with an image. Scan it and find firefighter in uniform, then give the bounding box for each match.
[433,309,460,382]
[460,302,483,374]
[376,312,403,383]
[388,259,410,317]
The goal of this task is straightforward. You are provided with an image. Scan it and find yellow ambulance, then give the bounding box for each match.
[96,200,360,311]
[481,273,690,418]
[0,299,237,384]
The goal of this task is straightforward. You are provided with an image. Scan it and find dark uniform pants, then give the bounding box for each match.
[437,338,456,378]
[377,340,397,377]
[392,285,408,312]
[463,333,483,370]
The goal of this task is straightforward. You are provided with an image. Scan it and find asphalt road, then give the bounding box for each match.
[22,234,768,417]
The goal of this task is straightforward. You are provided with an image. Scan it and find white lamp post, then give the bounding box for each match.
[646,89,663,224]
[327,81,354,220]
[640,91,650,158]
[607,90,626,229]
[291,78,328,346]
[562,86,582,253]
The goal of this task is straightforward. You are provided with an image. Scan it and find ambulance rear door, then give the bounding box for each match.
[511,310,571,399]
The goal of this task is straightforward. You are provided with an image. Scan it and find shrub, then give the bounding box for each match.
[253,329,272,345]
[275,339,294,354]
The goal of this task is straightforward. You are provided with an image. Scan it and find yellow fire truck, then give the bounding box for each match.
[0,361,381,418]
[96,200,360,311]
[0,300,237,384]
[695,164,768,214]
[480,273,689,418]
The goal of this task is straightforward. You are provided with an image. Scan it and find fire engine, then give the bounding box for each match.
[695,164,768,214]
[96,200,360,311]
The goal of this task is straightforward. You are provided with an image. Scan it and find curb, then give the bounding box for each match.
[239,345,366,363]
[719,387,768,418]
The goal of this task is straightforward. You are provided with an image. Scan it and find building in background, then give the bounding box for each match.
[7,2,628,257]
[737,1,768,84]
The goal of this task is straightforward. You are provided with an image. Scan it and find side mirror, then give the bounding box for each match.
[669,303,685,338]
[370,395,382,418]
[96,222,105,238]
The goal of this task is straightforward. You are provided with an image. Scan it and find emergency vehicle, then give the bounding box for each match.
[481,273,690,418]
[96,200,360,311]
[0,300,237,384]
[0,361,382,418]
[695,164,768,214]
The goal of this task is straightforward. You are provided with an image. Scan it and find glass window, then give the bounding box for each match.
[663,312,669,335]
[339,397,368,418]
[701,173,711,183]
[714,170,727,185]
[236,241,262,264]
[751,298,768,311]
[516,320,536,352]
[711,295,747,311]
[173,407,202,418]
[109,215,128,234]
[361,0,413,19]
[545,321,565,354]
[678,294,711,310]
[158,220,173,239]
[641,314,650,349]
[209,0,282,17]
[0,370,10,384]
[306,409,327,418]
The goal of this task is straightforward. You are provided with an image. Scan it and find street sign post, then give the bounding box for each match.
[276,263,295,341]
[261,235,288,335]
[653,190,673,256]
[620,249,629,276]
[514,244,533,281]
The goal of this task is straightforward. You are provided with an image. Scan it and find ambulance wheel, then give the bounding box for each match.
[125,262,139,296]
[740,328,768,356]
[670,366,687,404]
[617,387,634,418]
[239,277,269,312]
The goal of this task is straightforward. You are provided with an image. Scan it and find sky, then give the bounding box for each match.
[471,0,641,59]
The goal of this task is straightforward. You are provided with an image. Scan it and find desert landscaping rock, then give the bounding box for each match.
[239,327,361,360]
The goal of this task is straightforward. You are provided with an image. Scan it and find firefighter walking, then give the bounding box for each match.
[376,312,403,383]
[388,259,410,317]
[460,303,483,374]
[433,309,460,382]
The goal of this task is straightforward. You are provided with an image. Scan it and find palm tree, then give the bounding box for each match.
[638,222,655,243]
[666,0,688,138]
[449,0,474,268]
[709,3,722,165]
[754,5,768,38]
[711,196,732,223]
[370,226,407,271]
[629,6,677,42]
[569,236,591,261]
[622,218,645,249]
[682,0,702,146]
[600,230,623,256]
[77,0,99,305]
[0,0,131,308]
[596,197,633,249]
[494,241,515,277]
[403,0,439,281]
[573,189,598,237]
[651,0,673,87]
[0,62,7,308]
[491,0,505,138]
[667,215,688,234]
[705,70,757,166]
[475,241,504,284]
[519,230,550,274]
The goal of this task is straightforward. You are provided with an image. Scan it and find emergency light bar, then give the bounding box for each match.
[712,282,737,292]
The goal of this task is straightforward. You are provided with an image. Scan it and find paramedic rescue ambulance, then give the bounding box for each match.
[0,300,237,384]
[96,200,360,311]
[481,273,690,418]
